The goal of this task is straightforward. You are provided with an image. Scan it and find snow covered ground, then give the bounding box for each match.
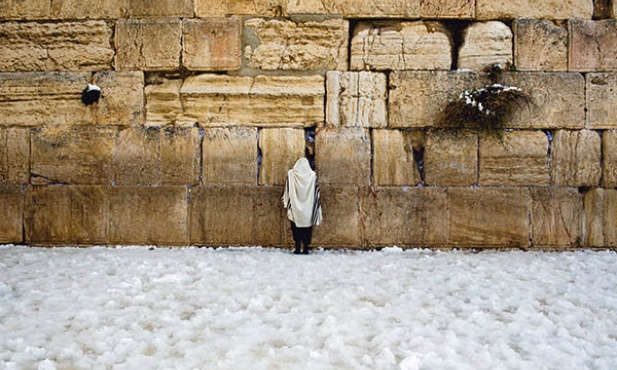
[1,245,616,370]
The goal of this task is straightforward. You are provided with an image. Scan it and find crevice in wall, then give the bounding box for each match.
[369,128,374,187]
[347,19,360,70]
[256,128,263,184]
[597,129,604,187]
[198,126,205,186]
[413,145,425,185]
[544,129,554,177]
[593,0,613,19]
[442,20,470,71]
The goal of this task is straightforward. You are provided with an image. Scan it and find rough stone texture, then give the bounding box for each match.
[362,187,447,247]
[109,186,188,245]
[258,128,305,186]
[145,79,186,126]
[570,20,617,72]
[312,186,360,247]
[49,0,126,19]
[244,18,349,71]
[0,72,93,126]
[479,131,549,186]
[350,21,452,71]
[0,0,50,20]
[583,189,617,247]
[0,185,23,243]
[531,188,583,248]
[372,130,421,186]
[420,0,474,18]
[190,186,283,246]
[287,0,419,18]
[128,0,194,17]
[458,21,513,71]
[115,18,182,71]
[203,127,257,185]
[0,21,114,71]
[424,130,477,186]
[513,19,568,72]
[604,130,617,188]
[315,128,371,186]
[476,0,593,20]
[93,71,144,126]
[183,18,242,71]
[181,74,324,127]
[195,0,283,17]
[326,71,387,128]
[448,187,531,248]
[551,130,602,187]
[31,127,116,185]
[586,73,617,129]
[0,128,30,184]
[26,186,108,244]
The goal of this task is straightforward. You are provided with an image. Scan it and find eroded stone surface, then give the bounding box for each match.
[326,71,387,128]
[583,189,617,247]
[312,186,360,247]
[420,0,474,18]
[202,127,257,185]
[0,0,50,20]
[373,129,421,186]
[424,130,477,186]
[531,188,582,248]
[586,73,617,129]
[50,0,127,19]
[195,0,283,17]
[513,19,568,71]
[183,18,242,71]
[145,79,185,126]
[602,130,617,188]
[258,128,305,186]
[94,71,144,126]
[0,128,30,184]
[287,0,419,18]
[551,130,602,187]
[0,185,24,243]
[570,20,617,72]
[458,21,512,71]
[315,128,371,186]
[476,0,593,20]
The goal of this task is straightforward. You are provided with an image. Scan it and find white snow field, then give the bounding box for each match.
[1,245,616,370]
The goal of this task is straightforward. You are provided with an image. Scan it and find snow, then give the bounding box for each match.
[1,245,616,370]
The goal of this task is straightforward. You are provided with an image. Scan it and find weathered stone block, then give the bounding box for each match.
[551,130,602,187]
[0,0,49,20]
[476,0,593,20]
[315,128,371,186]
[0,21,114,71]
[31,127,116,185]
[195,0,283,17]
[287,0,419,18]
[93,71,144,126]
[603,130,617,188]
[183,18,242,71]
[448,187,531,248]
[586,73,617,129]
[244,18,348,71]
[109,186,188,245]
[145,79,187,126]
[0,185,24,243]
[570,20,617,72]
[203,127,257,185]
[0,128,30,184]
[479,131,549,186]
[373,129,421,186]
[311,186,360,247]
[181,74,324,127]
[350,21,452,71]
[513,19,568,72]
[189,186,283,246]
[583,189,617,247]
[420,0,474,18]
[258,128,305,186]
[531,188,583,248]
[128,0,193,17]
[115,18,182,71]
[326,71,387,128]
[458,21,512,71]
[50,0,127,19]
[424,130,477,186]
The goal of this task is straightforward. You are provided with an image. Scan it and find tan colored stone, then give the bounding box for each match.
[448,187,531,248]
[0,21,113,72]
[586,73,617,129]
[189,186,283,246]
[128,0,193,17]
[0,128,30,184]
[0,185,24,243]
[50,0,127,19]
[0,0,50,20]
[479,131,549,186]
[287,0,419,18]
[31,127,116,185]
[326,71,387,128]
[109,186,188,245]
[315,128,371,186]
[424,130,477,186]
[181,74,324,127]
[93,71,144,126]
[145,79,187,126]
[551,130,602,187]
[244,18,348,71]
[513,19,568,72]
[311,186,360,247]
[373,130,421,186]
[604,130,617,188]
[203,127,257,185]
[476,0,593,20]
[583,189,617,247]
[195,0,283,17]
[258,128,305,186]
[420,0,474,18]
[183,18,242,71]
[350,21,452,71]
[115,18,182,71]
[570,20,617,72]
[458,21,512,71]
[531,188,583,248]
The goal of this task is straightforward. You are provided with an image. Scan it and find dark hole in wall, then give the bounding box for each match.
[593,0,613,19]
[441,20,471,71]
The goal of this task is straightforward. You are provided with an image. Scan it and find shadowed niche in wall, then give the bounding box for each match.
[81,84,101,106]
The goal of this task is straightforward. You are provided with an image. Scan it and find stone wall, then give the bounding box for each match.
[1,0,617,249]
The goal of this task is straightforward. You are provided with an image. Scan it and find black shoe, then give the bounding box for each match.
[294,242,302,254]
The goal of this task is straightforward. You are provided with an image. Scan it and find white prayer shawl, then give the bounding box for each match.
[282,158,322,228]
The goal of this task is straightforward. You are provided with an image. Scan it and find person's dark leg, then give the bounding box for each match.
[291,222,302,254]
[302,227,313,254]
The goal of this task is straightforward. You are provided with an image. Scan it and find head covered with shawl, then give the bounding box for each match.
[282,157,322,228]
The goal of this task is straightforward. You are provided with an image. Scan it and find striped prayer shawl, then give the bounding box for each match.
[282,158,322,227]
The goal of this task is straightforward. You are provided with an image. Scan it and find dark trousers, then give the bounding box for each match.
[291,222,312,253]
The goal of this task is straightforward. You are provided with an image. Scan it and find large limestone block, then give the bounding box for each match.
[25,185,108,245]
[350,21,452,71]
[551,130,602,187]
[424,130,477,186]
[362,187,447,247]
[0,0,49,20]
[287,0,419,18]
[0,128,30,184]
[458,22,512,71]
[420,0,474,18]
[476,0,593,20]
[603,130,617,188]
[372,129,421,186]
[128,0,193,17]
[93,71,144,126]
[195,0,283,17]
[109,186,188,245]
[315,128,371,186]
[311,186,359,247]
[49,0,127,19]
[0,72,93,126]
[479,131,549,186]
[583,189,617,247]
[189,186,283,246]
[203,127,257,185]
[0,185,24,243]
[586,73,617,129]
[448,187,531,248]
[513,19,568,72]
[531,188,583,248]
[115,18,182,71]
[181,74,324,127]
[244,18,349,71]
[31,127,116,185]
[183,18,242,71]
[326,71,387,128]
[145,79,186,126]
[570,20,617,72]
[258,128,305,186]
